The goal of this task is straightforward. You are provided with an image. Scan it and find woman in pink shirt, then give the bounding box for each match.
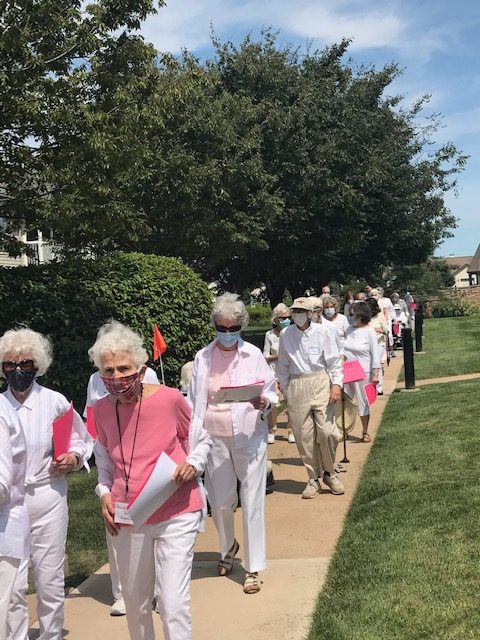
[188,293,277,595]
[90,321,211,640]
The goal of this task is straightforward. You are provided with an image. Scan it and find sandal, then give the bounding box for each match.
[243,572,262,594]
[361,433,372,443]
[217,539,239,576]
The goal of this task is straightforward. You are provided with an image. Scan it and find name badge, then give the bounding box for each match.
[308,346,320,355]
[114,501,134,525]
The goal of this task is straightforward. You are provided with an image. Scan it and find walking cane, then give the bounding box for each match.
[340,389,349,464]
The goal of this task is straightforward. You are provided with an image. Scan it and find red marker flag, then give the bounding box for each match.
[153,324,167,361]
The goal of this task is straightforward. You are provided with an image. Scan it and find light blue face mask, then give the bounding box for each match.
[216,330,241,348]
[324,307,336,318]
[278,318,291,329]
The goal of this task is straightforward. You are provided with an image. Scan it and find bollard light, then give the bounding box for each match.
[403,328,416,389]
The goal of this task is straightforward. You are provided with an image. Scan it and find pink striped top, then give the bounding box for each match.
[94,386,204,525]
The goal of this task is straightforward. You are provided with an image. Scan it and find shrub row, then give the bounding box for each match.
[0,253,214,409]
[430,298,480,318]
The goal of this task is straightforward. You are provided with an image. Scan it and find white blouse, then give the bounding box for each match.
[342,326,381,375]
[263,329,281,376]
[0,394,29,559]
[4,382,93,487]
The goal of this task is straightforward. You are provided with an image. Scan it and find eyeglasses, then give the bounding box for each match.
[215,325,242,333]
[2,359,36,373]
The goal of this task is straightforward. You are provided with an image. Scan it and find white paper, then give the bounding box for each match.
[212,381,265,404]
[127,452,178,526]
[114,502,134,525]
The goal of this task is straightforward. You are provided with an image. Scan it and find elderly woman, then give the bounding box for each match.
[0,396,28,640]
[91,321,211,640]
[188,293,277,595]
[367,297,388,395]
[322,295,350,349]
[0,328,92,640]
[341,303,381,442]
[263,303,293,443]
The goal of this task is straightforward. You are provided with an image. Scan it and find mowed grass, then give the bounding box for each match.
[410,316,480,380]
[308,379,480,640]
[65,468,108,588]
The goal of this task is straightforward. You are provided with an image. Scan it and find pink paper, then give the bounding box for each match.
[364,383,377,405]
[86,406,97,440]
[342,360,366,384]
[392,323,400,336]
[52,403,74,459]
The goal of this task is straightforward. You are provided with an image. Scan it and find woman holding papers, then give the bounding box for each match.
[0,328,92,640]
[90,321,211,640]
[0,396,28,640]
[262,303,293,443]
[341,303,381,443]
[188,293,277,595]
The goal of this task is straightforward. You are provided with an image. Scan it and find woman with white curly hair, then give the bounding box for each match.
[0,328,92,640]
[263,303,295,443]
[90,321,211,640]
[188,293,278,595]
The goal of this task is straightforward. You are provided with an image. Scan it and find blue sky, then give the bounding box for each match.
[139,0,479,257]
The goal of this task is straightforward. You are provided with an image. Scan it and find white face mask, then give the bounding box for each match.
[292,312,308,327]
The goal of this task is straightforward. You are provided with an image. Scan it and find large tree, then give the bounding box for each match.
[0,0,162,254]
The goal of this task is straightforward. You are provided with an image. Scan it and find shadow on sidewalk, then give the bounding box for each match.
[193,554,245,586]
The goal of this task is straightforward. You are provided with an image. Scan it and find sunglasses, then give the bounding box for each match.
[215,325,242,333]
[2,359,36,373]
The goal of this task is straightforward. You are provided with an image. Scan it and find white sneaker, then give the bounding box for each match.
[288,430,296,443]
[302,479,320,499]
[267,432,275,444]
[323,474,345,495]
[110,597,126,616]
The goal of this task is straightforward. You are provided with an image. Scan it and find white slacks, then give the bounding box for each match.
[106,527,122,600]
[111,510,201,640]
[205,435,267,573]
[9,480,68,640]
[0,557,20,640]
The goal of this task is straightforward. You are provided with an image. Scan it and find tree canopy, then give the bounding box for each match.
[0,11,467,302]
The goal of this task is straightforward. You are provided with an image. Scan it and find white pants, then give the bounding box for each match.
[106,527,122,600]
[111,510,201,640]
[206,436,267,573]
[0,557,20,640]
[9,480,68,640]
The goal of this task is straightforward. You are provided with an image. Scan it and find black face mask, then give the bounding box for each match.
[5,369,37,392]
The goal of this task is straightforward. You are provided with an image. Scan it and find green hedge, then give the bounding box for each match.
[0,253,214,409]
[430,298,480,318]
[246,304,272,326]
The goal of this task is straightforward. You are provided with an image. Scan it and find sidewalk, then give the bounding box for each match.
[28,355,404,640]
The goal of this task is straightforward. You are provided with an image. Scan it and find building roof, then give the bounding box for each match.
[467,243,480,274]
[440,255,473,269]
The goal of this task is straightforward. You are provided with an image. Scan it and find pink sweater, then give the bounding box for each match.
[94,386,204,525]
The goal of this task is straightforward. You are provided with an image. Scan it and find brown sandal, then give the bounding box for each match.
[217,539,239,576]
[361,433,372,443]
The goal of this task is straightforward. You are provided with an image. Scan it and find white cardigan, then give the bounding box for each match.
[187,338,278,450]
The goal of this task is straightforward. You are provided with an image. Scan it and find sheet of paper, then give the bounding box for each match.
[212,381,265,404]
[364,383,377,406]
[342,360,366,384]
[85,406,97,440]
[127,452,179,526]
[52,403,74,459]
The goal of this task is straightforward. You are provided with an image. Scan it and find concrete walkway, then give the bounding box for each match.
[28,355,404,640]
[396,371,480,389]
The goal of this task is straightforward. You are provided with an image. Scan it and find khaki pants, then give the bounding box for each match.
[286,371,338,480]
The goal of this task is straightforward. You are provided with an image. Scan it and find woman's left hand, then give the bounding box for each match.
[250,395,268,410]
[172,462,197,484]
[51,452,78,475]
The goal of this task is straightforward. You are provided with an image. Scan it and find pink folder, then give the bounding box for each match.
[342,360,366,384]
[86,406,97,440]
[364,383,377,405]
[52,403,74,459]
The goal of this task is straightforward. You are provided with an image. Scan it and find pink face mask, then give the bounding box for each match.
[101,369,143,403]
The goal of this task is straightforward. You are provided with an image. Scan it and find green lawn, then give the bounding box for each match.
[406,316,480,380]
[308,379,480,640]
[65,468,107,588]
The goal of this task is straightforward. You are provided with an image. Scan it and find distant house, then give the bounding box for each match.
[441,255,474,289]
[0,227,56,267]
[467,243,480,286]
